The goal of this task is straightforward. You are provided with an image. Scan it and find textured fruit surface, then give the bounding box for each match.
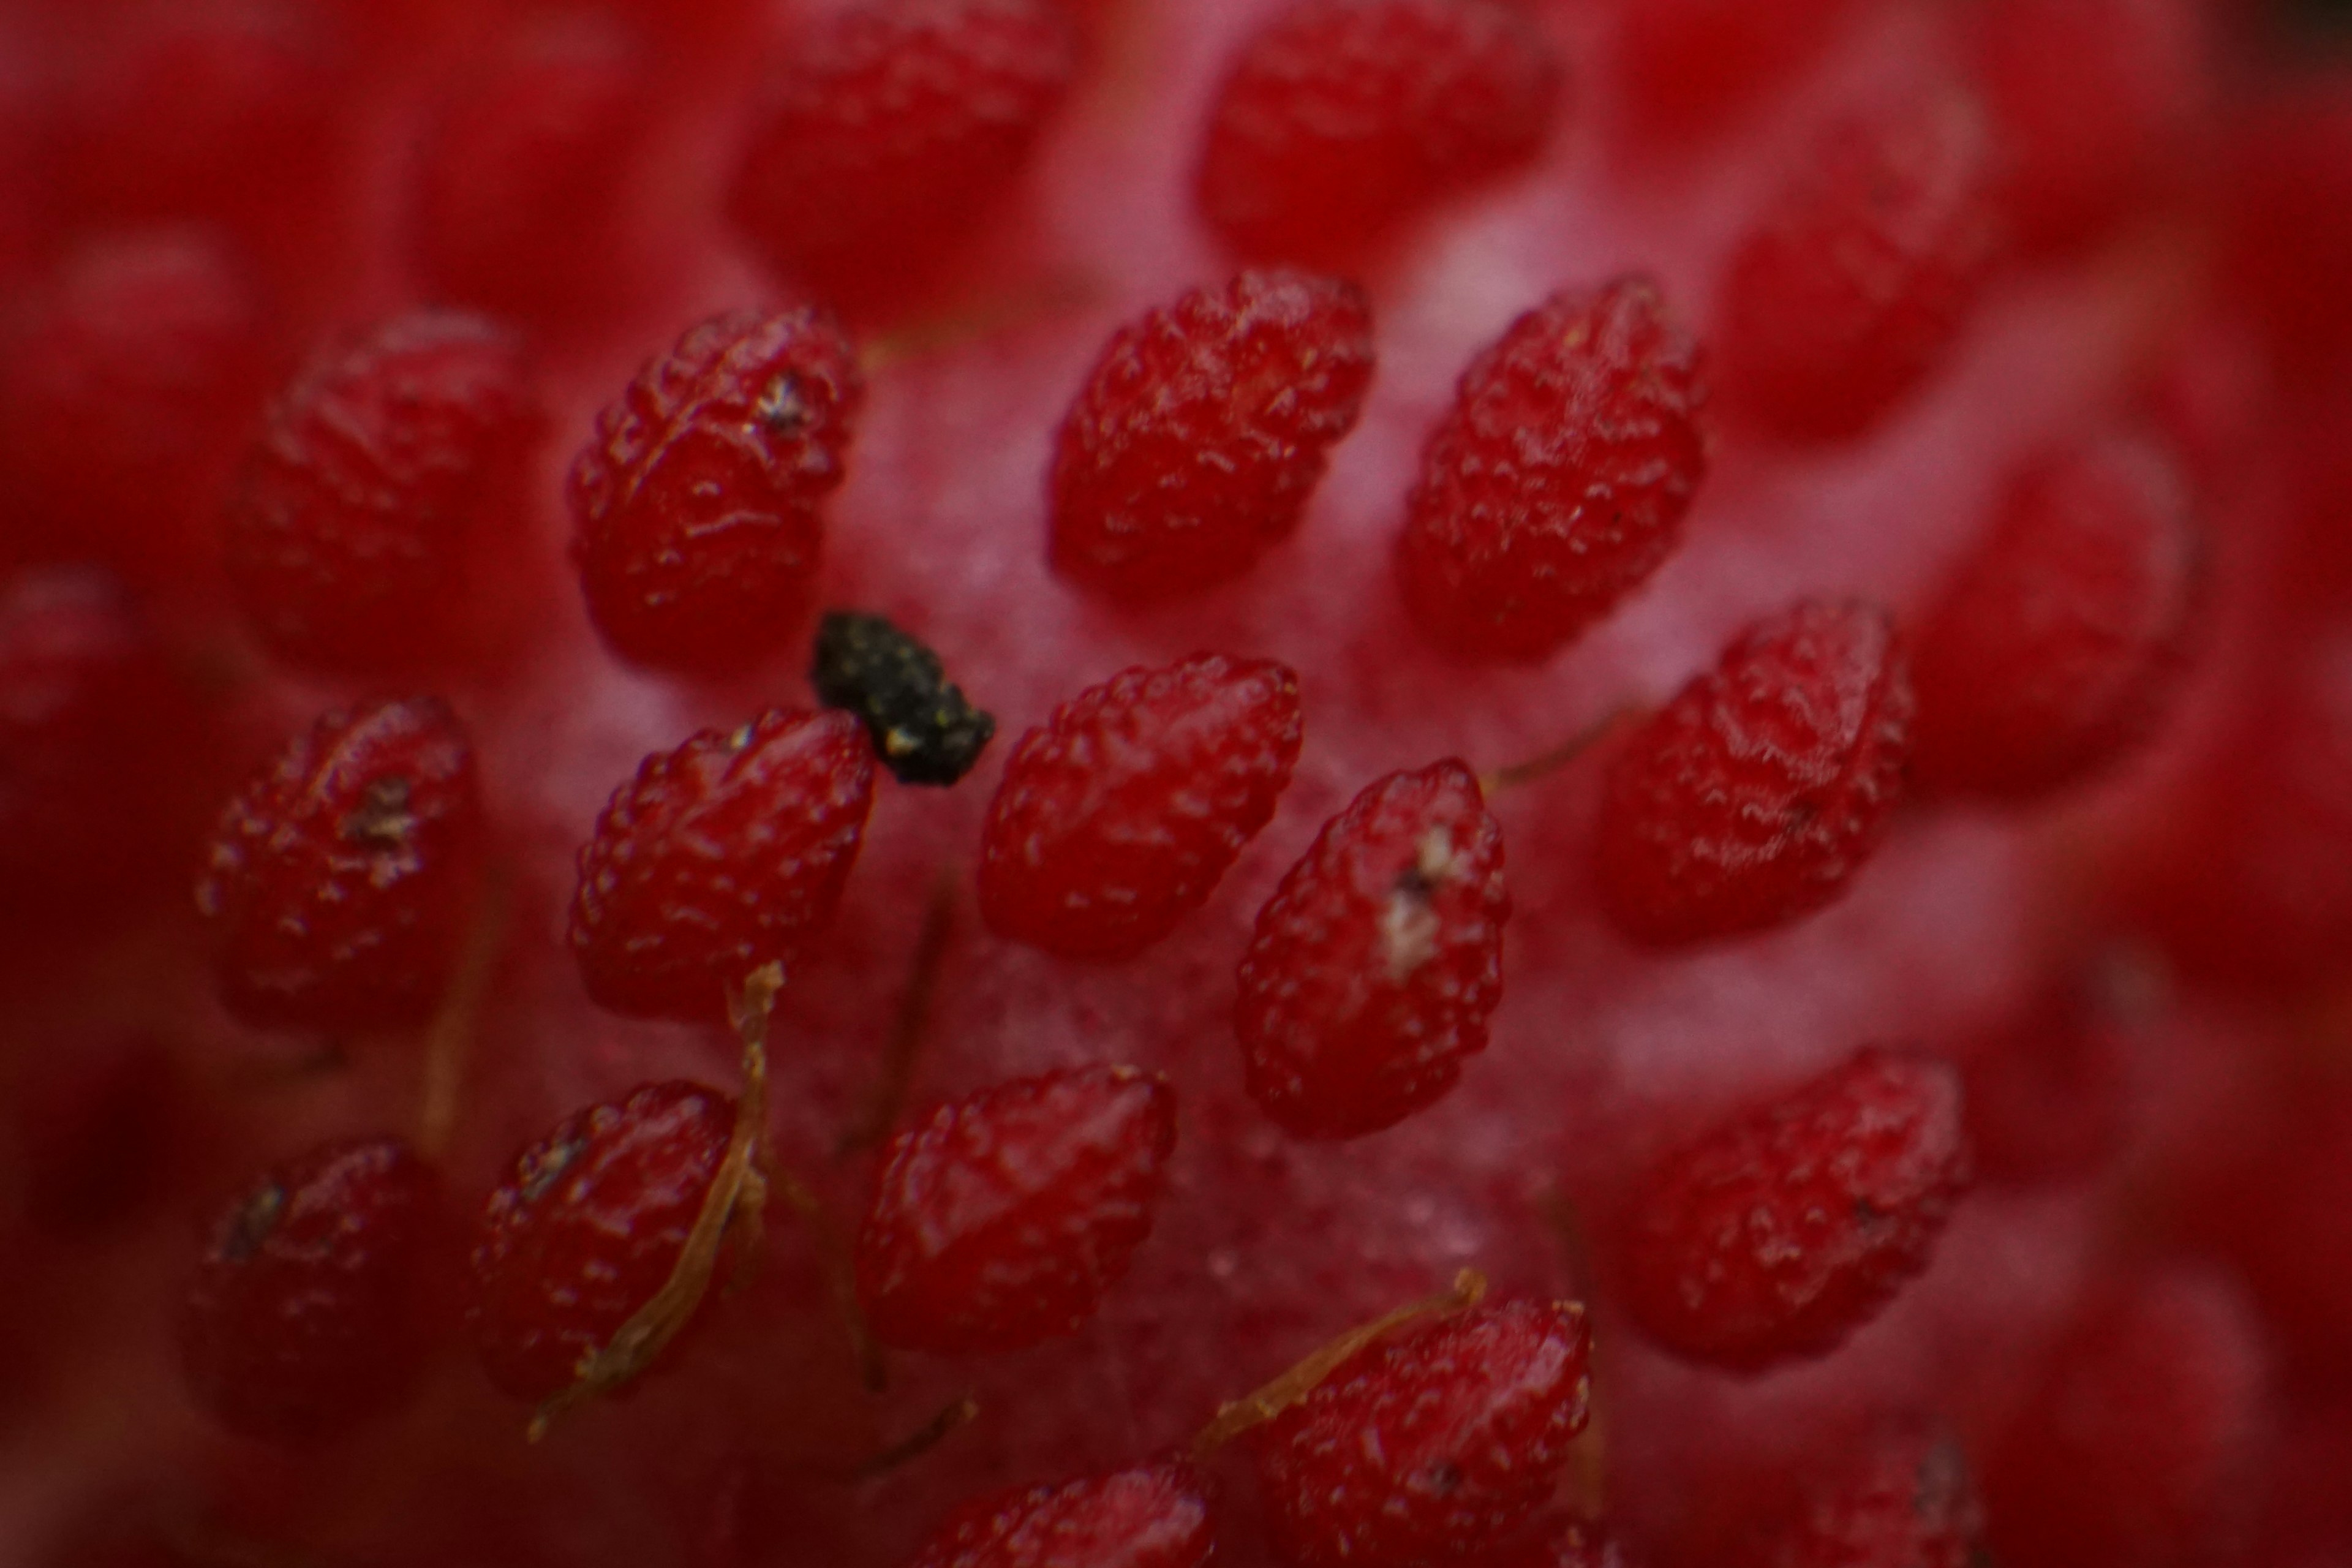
[0,566,194,916]
[1972,0,2205,252]
[469,1082,738,1403]
[905,1463,1214,1568]
[1910,434,2203,801]
[7,1028,178,1238]
[979,654,1303,959]
[2179,1069,2352,1389]
[1616,1049,1971,1369]
[2133,628,2352,987]
[1495,1518,1630,1568]
[1253,1298,1591,1568]
[569,708,876,1022]
[1196,0,1561,264]
[54,0,342,235]
[2229,76,2352,383]
[1758,1428,1981,1568]
[1981,1269,2269,1568]
[858,1066,1177,1355]
[1718,96,2000,443]
[1954,966,2135,1187]
[1398,276,1710,662]
[0,228,270,578]
[7,4,2352,1567]
[1596,600,1913,945]
[222,310,542,672]
[409,20,653,322]
[1235,760,1509,1139]
[570,308,864,675]
[1614,0,1861,135]
[728,0,1077,318]
[1050,270,1374,601]
[197,696,483,1032]
[177,1137,442,1445]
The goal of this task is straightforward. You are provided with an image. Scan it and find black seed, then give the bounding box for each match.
[812,611,995,786]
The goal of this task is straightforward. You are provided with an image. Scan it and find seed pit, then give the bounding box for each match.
[223,1183,287,1262]
[520,1134,587,1204]
[756,372,811,435]
[1379,827,1460,981]
[341,775,417,846]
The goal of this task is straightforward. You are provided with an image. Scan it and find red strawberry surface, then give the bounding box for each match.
[1,1,2347,1566]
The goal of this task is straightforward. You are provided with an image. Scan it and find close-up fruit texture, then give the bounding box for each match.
[7,0,2352,1564]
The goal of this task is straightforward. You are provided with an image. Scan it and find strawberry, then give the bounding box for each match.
[1,4,2344,1567]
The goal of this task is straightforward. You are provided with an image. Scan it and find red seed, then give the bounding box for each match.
[1981,1270,2269,1568]
[1235,760,1509,1140]
[0,566,196,919]
[2279,391,2352,621]
[1398,276,1710,662]
[1760,1428,1983,1568]
[2133,625,2352,990]
[979,654,1304,960]
[410,20,654,323]
[1717,94,2000,444]
[223,310,543,674]
[1496,1523,1627,1568]
[0,228,271,581]
[569,309,864,677]
[1613,0,1865,137]
[727,0,1077,320]
[856,1066,1177,1355]
[1254,1299,1592,1568]
[904,1461,1214,1568]
[594,0,758,47]
[1616,1048,1972,1370]
[1049,270,1375,601]
[2228,77,2352,386]
[1594,599,1913,946]
[1910,434,2204,801]
[178,1136,444,1444]
[1195,0,1563,266]
[56,0,344,233]
[2182,1079,2352,1387]
[0,81,37,291]
[197,696,482,1034]
[469,1082,740,1403]
[2140,313,2272,500]
[1971,0,2206,252]
[569,708,876,1023]
[1492,1518,1632,1568]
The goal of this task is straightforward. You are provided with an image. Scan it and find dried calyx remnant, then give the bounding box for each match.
[812,611,996,786]
[527,964,782,1441]
[1193,1267,1489,1453]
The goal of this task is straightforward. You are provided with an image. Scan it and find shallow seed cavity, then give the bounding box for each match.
[222,1183,287,1262]
[520,1133,587,1204]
